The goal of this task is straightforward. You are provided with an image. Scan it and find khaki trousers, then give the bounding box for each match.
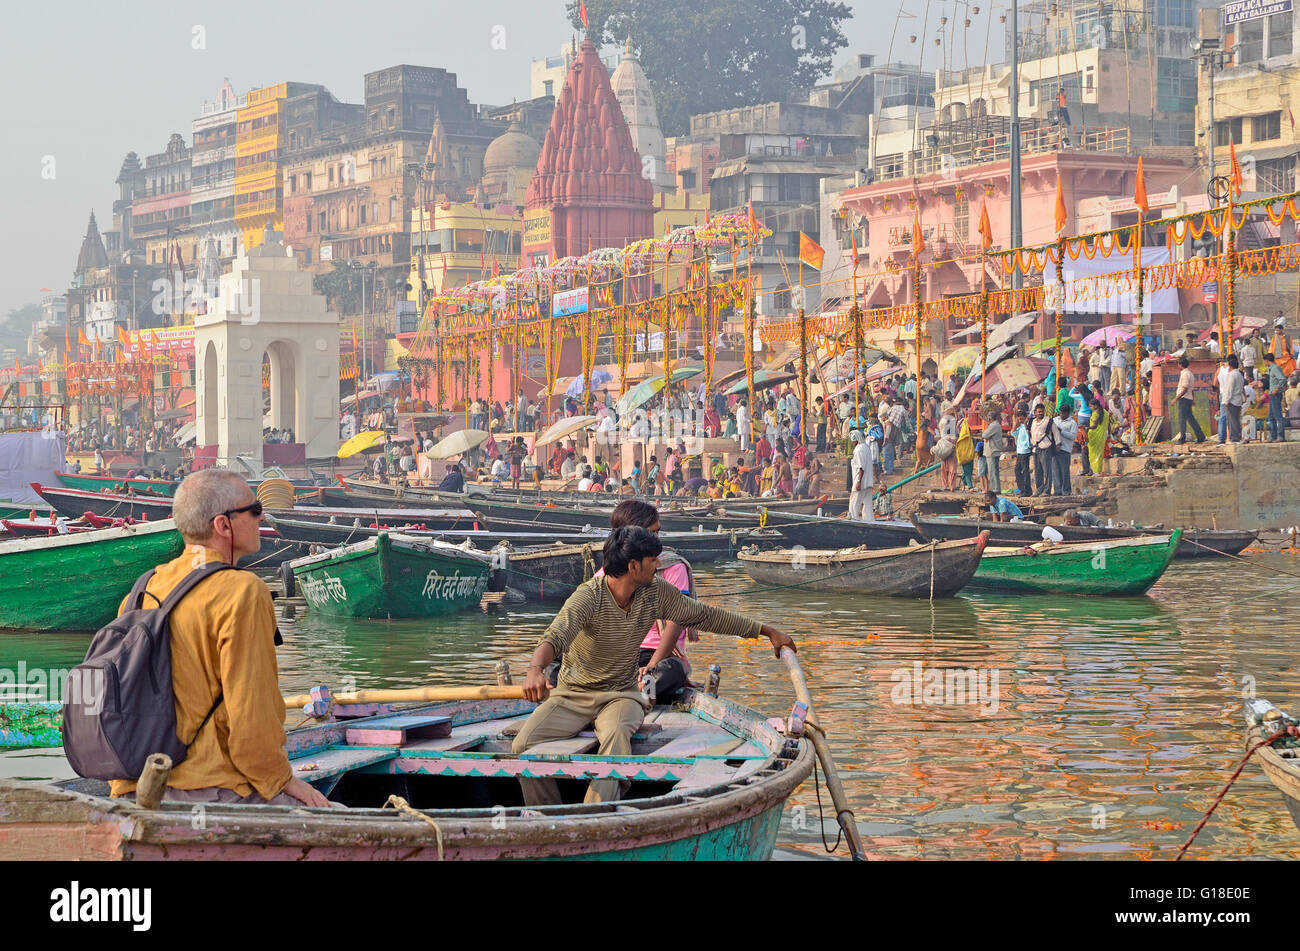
[511,687,647,806]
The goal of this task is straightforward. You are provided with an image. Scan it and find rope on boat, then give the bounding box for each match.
[1175,723,1299,861]
[384,794,445,860]
[811,750,847,855]
[1185,538,1300,583]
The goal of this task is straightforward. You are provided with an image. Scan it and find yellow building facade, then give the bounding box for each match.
[406,202,523,299]
[235,83,289,250]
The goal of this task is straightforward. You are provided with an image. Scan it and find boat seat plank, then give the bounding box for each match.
[401,734,490,753]
[291,746,398,782]
[673,760,740,790]
[371,756,693,782]
[652,729,744,758]
[522,737,598,756]
[448,717,530,740]
[346,715,453,747]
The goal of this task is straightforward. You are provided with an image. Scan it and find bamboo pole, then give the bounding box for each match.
[1054,235,1064,403]
[1133,219,1144,445]
[285,685,527,709]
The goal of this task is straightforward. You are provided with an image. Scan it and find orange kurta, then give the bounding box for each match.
[109,547,292,800]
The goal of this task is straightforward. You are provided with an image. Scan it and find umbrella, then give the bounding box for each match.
[1194,315,1266,342]
[535,415,599,447]
[172,421,196,446]
[724,369,797,396]
[951,344,1018,404]
[565,370,613,399]
[536,377,575,399]
[337,430,388,459]
[1025,337,1065,355]
[979,357,1053,396]
[940,346,981,374]
[616,367,704,414]
[1080,324,1137,348]
[987,312,1038,349]
[426,429,490,460]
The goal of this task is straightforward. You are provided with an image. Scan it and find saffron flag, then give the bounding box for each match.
[1229,142,1243,198]
[579,0,588,28]
[978,201,993,250]
[1054,175,1068,234]
[911,211,925,258]
[116,325,130,345]
[747,201,760,236]
[798,232,825,270]
[77,326,90,347]
[64,326,71,354]
[1133,157,1149,214]
[851,234,859,269]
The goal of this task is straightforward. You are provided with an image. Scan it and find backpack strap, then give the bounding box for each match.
[156,561,237,617]
[126,568,159,610]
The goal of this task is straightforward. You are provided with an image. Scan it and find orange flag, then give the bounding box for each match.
[1229,142,1243,198]
[1133,156,1149,214]
[116,325,130,345]
[77,326,90,347]
[13,358,20,374]
[978,200,993,250]
[747,201,761,236]
[798,232,825,270]
[64,326,71,354]
[911,211,926,258]
[1054,174,1068,234]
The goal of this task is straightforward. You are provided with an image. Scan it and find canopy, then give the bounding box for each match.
[535,415,599,447]
[987,313,1038,350]
[536,377,575,399]
[724,369,796,396]
[337,430,388,459]
[172,421,197,446]
[940,345,981,374]
[979,357,1053,396]
[565,370,614,399]
[951,344,1018,404]
[1080,324,1137,348]
[1025,337,1066,355]
[615,367,703,414]
[1195,315,1268,342]
[426,429,490,460]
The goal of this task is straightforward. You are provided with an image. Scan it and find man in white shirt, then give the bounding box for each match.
[848,429,875,521]
[735,401,751,451]
[1207,333,1221,356]
[1109,343,1127,390]
[1220,355,1245,443]
[1239,336,1259,373]
[1052,404,1078,495]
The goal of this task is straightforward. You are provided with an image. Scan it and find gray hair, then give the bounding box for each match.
[173,469,251,542]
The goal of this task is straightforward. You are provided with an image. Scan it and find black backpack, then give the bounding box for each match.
[63,562,234,781]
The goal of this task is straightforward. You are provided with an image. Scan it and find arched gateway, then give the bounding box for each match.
[194,226,340,467]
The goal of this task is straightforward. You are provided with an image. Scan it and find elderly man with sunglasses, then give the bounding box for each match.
[108,468,330,808]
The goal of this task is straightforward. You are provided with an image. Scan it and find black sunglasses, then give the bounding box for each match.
[221,500,263,520]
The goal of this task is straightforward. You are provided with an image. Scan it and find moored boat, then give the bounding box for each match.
[0,519,186,632]
[0,681,817,860]
[916,516,1249,560]
[968,530,1180,596]
[289,532,492,619]
[34,483,176,521]
[737,532,989,598]
[1243,698,1300,833]
[772,511,924,550]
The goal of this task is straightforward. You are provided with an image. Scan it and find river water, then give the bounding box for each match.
[4,552,1298,859]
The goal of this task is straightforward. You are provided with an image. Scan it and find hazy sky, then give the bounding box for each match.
[1,0,1004,318]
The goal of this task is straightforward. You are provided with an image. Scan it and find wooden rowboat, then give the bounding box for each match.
[1243,698,1300,833]
[737,532,989,598]
[0,686,817,860]
[289,532,492,619]
[0,519,185,632]
[968,530,1181,596]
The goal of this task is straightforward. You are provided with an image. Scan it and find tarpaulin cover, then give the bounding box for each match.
[0,430,67,504]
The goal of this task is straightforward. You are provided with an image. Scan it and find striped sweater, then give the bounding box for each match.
[542,576,762,692]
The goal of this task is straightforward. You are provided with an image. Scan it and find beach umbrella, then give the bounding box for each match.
[565,370,613,399]
[940,345,981,374]
[1025,337,1064,355]
[337,430,391,458]
[615,367,704,414]
[535,415,599,447]
[979,357,1053,396]
[426,429,490,459]
[172,421,196,446]
[987,312,1039,349]
[1080,324,1137,348]
[724,369,797,396]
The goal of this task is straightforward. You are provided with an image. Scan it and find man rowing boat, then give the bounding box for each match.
[512,526,795,806]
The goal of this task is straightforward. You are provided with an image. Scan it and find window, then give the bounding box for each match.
[319,211,326,231]
[329,166,335,184]
[304,249,312,265]
[1257,157,1297,193]
[1029,73,1082,108]
[1157,0,1195,28]
[372,202,378,222]
[360,204,367,224]
[1236,19,1265,63]
[773,283,791,310]
[304,172,311,189]
[1269,12,1293,57]
[1157,58,1196,113]
[389,196,398,221]
[778,174,814,203]
[953,198,969,243]
[1215,117,1243,146]
[1253,112,1282,142]
[305,214,311,234]
[680,169,697,190]
[543,80,554,97]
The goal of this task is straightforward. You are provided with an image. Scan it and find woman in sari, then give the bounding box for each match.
[1086,396,1110,476]
[955,414,976,489]
[937,403,959,490]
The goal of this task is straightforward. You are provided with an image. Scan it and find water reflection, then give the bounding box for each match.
[3,554,1297,859]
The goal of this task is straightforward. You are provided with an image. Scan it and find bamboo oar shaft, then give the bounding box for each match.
[284,685,527,709]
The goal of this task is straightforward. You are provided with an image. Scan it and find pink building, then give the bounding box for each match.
[838,151,1206,364]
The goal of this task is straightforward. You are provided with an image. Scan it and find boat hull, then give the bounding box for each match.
[290,533,490,619]
[0,521,185,632]
[773,513,923,549]
[1244,699,1300,833]
[969,531,1180,596]
[35,484,176,521]
[738,534,988,598]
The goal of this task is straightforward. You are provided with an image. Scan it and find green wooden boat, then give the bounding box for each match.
[0,519,186,632]
[55,470,179,497]
[290,532,492,619]
[968,529,1181,596]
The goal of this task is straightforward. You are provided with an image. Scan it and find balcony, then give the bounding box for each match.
[875,125,1131,183]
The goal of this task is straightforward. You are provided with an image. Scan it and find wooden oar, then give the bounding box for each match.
[284,684,527,709]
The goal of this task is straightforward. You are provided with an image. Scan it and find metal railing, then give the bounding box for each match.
[875,126,1131,182]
